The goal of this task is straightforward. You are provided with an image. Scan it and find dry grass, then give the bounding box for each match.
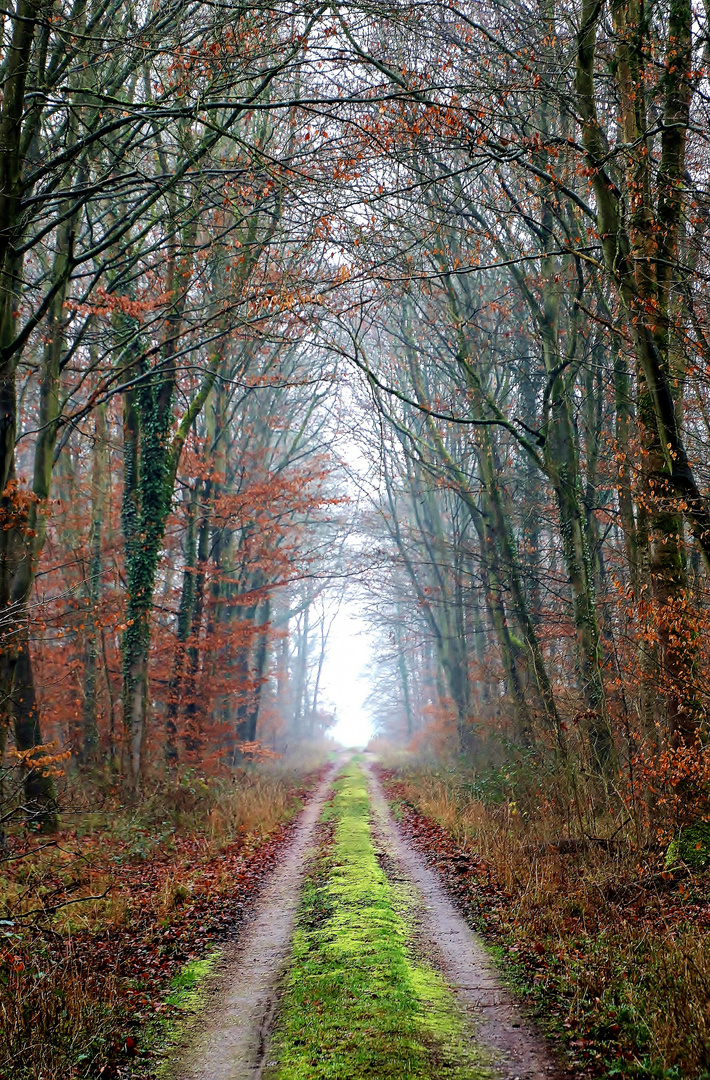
[0,941,123,1080]
[389,765,710,1079]
[204,772,302,846]
[0,762,319,1080]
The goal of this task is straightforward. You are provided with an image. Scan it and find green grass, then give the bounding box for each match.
[267,761,492,1079]
[164,952,221,1011]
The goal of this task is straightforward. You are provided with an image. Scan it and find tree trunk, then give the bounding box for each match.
[182,484,213,756]
[4,628,59,831]
[81,404,108,765]
[577,0,703,755]
[166,479,201,763]
[292,604,310,739]
[0,198,76,824]
[240,597,271,744]
[394,615,414,738]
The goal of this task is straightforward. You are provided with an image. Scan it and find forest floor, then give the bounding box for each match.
[0,764,322,1080]
[165,756,563,1080]
[4,754,706,1079]
[378,763,710,1080]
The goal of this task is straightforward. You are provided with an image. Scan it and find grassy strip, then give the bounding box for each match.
[147,950,222,1077]
[267,761,492,1080]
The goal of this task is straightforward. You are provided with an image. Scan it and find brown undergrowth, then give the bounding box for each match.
[377,764,710,1080]
[0,765,323,1080]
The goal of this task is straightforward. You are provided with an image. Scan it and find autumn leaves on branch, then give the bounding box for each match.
[0,0,709,833]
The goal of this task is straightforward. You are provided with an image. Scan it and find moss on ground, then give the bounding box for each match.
[666,822,710,870]
[267,761,492,1079]
[149,949,222,1076]
[164,952,221,1011]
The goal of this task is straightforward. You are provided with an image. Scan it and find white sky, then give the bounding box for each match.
[318,600,374,747]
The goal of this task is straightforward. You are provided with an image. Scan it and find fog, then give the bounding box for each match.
[318,602,374,748]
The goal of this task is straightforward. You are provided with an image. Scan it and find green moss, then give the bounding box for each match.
[666,822,710,870]
[148,949,222,1076]
[165,954,220,1009]
[267,762,493,1080]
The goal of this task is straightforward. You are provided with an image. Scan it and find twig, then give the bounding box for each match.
[18,888,110,921]
[0,840,59,864]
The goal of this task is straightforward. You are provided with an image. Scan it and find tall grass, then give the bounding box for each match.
[389,765,710,1078]
[0,762,316,1079]
[0,942,122,1080]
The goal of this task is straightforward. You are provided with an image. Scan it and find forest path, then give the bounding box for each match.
[167,756,564,1080]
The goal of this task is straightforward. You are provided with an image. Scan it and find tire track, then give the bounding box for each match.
[168,755,568,1080]
[167,761,341,1080]
[365,759,567,1080]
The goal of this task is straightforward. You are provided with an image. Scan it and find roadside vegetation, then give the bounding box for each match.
[267,760,492,1080]
[380,761,710,1080]
[2,0,710,1072]
[0,764,317,1080]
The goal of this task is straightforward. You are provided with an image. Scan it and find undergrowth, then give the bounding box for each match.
[383,763,710,1080]
[0,764,316,1080]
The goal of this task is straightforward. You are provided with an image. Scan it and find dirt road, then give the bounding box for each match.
[167,758,565,1080]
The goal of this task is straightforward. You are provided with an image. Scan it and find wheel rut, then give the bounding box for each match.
[167,762,339,1080]
[364,760,567,1080]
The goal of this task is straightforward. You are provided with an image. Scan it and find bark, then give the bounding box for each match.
[519,373,543,624]
[400,335,562,749]
[0,0,45,494]
[308,606,328,737]
[544,375,613,772]
[165,479,201,763]
[394,615,414,737]
[238,596,271,745]
[613,342,638,584]
[576,0,702,743]
[182,482,213,755]
[119,206,268,782]
[120,342,220,784]
[80,404,108,764]
[433,158,614,769]
[292,604,310,739]
[410,476,474,752]
[608,309,659,737]
[0,198,77,825]
[473,503,537,748]
[3,627,59,830]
